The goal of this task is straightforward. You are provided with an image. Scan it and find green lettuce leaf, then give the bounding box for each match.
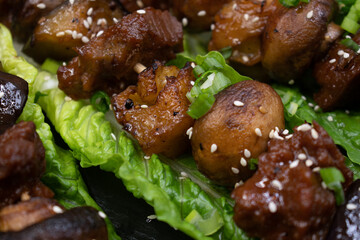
[0,24,120,240]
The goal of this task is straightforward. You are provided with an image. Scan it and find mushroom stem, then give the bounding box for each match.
[134,63,146,74]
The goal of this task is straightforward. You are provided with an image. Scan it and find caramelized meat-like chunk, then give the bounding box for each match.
[24,0,123,62]
[0,207,108,240]
[262,0,335,82]
[209,0,276,66]
[172,0,231,30]
[58,7,183,100]
[232,122,352,239]
[119,0,170,12]
[314,33,360,111]
[191,80,284,186]
[0,198,63,232]
[0,121,52,208]
[112,61,195,158]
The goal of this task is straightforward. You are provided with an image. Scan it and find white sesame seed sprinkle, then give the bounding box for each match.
[87,16,93,25]
[182,18,188,27]
[268,201,277,213]
[234,180,244,188]
[311,129,319,139]
[190,81,195,86]
[197,10,206,17]
[234,100,244,107]
[231,167,240,174]
[271,180,283,190]
[305,159,313,167]
[76,33,83,39]
[308,102,314,107]
[98,211,106,219]
[290,160,299,168]
[141,104,148,109]
[136,0,144,8]
[137,9,146,14]
[56,31,65,37]
[288,79,295,85]
[87,7,93,16]
[65,96,72,102]
[62,62,66,66]
[81,36,90,43]
[346,35,351,39]
[286,134,293,139]
[321,182,327,189]
[297,124,312,132]
[255,128,262,137]
[111,133,116,141]
[298,153,307,160]
[0,92,4,98]
[37,3,46,9]
[113,18,119,23]
[96,30,104,37]
[144,155,150,160]
[240,157,247,167]
[269,129,275,139]
[65,30,73,35]
[83,20,90,29]
[69,0,74,4]
[338,50,345,56]
[346,203,357,210]
[345,110,350,114]
[283,129,289,135]
[329,58,336,63]
[211,144,217,153]
[191,62,196,68]
[301,96,307,101]
[147,214,157,220]
[244,149,251,158]
[314,105,320,111]
[244,13,249,20]
[273,131,284,140]
[232,3,237,10]
[72,30,78,39]
[343,52,350,58]
[242,55,249,62]
[312,167,321,172]
[53,206,63,214]
[210,24,215,30]
[181,171,188,177]
[252,16,259,22]
[306,10,313,19]
[327,116,334,122]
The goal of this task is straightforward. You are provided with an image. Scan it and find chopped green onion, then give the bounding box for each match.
[320,167,345,205]
[341,0,360,33]
[219,46,232,60]
[279,0,300,7]
[90,91,111,113]
[187,93,215,119]
[248,158,258,170]
[185,209,223,236]
[41,58,61,74]
[340,38,360,52]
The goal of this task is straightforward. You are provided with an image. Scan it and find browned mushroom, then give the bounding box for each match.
[119,0,170,12]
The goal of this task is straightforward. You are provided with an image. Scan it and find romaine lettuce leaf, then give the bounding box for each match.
[0,24,120,240]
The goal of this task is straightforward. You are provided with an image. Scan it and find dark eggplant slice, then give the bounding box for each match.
[0,207,108,240]
[0,72,28,134]
[327,179,360,240]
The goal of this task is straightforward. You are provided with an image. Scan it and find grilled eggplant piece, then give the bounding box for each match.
[0,72,28,134]
[314,33,360,111]
[209,0,275,66]
[0,121,54,208]
[112,61,195,158]
[24,0,124,62]
[191,80,284,186]
[0,207,108,240]
[119,0,170,12]
[0,198,63,232]
[232,122,353,239]
[58,7,183,100]
[172,0,231,30]
[261,0,335,82]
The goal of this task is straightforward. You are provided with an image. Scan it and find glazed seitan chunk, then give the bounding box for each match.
[119,0,170,12]
[58,7,183,100]
[112,61,195,158]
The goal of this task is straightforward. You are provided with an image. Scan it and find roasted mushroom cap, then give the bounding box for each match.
[112,61,195,158]
[119,0,169,12]
[261,0,335,82]
[191,80,284,186]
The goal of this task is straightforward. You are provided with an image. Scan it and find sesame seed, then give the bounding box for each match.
[288,79,295,85]
[346,203,357,210]
[306,10,313,19]
[298,153,306,160]
[113,18,119,23]
[191,62,196,68]
[232,38,240,44]
[69,0,74,4]
[268,201,277,213]
[244,149,251,158]
[72,30,78,39]
[147,214,157,220]
[65,30,73,35]
[98,211,106,219]
[65,96,72,102]
[234,100,244,107]
[56,31,65,37]
[137,9,146,14]
[232,3,237,10]
[338,50,344,56]
[182,18,188,27]
[81,36,89,43]
[345,110,350,114]
[343,52,350,58]
[312,167,321,172]
[308,102,314,107]
[136,0,144,8]
[141,104,148,108]
[252,16,259,22]
[255,128,262,137]
[242,55,249,62]
[181,171,188,177]
[327,116,334,122]
[87,7,93,16]
[256,179,267,188]
[197,10,206,17]
[231,167,240,174]
[53,206,63,214]
[37,3,46,9]
[87,16,92,25]
[190,81,195,86]
[144,155,150,160]
[234,180,244,188]
[271,180,283,190]
[275,127,280,132]
[321,182,327,189]
[283,129,289,135]
[186,127,193,139]
[305,159,313,167]
[346,35,351,39]
[314,105,320,111]
[211,144,217,153]
[269,129,275,139]
[297,124,312,132]
[83,20,90,29]
[76,33,83,39]
[111,133,116,141]
[96,30,104,37]
[273,131,284,140]
[329,58,336,63]
[311,129,319,139]
[210,24,215,30]
[97,18,107,26]
[240,157,247,167]
[285,134,293,139]
[244,13,249,20]
[301,96,307,101]
[62,62,66,66]
[290,160,299,168]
